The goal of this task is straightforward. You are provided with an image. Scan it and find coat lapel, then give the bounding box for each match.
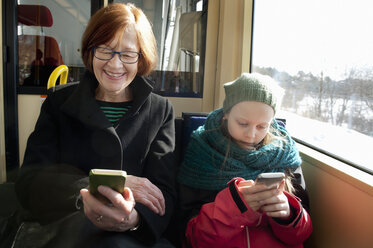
[59,71,154,130]
[60,71,111,130]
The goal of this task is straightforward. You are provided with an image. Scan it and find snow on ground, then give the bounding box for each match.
[277,110,373,171]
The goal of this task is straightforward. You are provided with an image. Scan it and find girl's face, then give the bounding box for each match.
[224,101,274,150]
[93,26,139,102]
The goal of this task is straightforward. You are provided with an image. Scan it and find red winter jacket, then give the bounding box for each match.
[185,178,312,248]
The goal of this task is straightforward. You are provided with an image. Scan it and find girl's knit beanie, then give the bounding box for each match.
[223,72,284,114]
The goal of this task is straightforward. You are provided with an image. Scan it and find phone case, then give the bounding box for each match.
[89,169,127,195]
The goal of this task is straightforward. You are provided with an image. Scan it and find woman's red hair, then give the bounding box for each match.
[81,3,157,76]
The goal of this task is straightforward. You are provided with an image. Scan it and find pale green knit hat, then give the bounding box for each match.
[223,72,284,114]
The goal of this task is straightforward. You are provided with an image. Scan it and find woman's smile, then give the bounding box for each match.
[93,26,139,102]
[104,70,126,79]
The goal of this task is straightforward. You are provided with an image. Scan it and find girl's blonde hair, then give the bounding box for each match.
[220,118,295,194]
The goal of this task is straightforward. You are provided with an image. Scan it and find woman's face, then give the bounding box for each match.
[224,101,274,150]
[93,26,139,101]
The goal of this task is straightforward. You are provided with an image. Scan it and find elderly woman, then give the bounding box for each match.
[15,3,176,247]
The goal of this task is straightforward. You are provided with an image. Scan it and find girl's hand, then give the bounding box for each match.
[80,186,139,232]
[237,179,291,219]
[259,180,291,219]
[237,179,277,212]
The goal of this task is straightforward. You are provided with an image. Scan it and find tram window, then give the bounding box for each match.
[17,0,90,88]
[113,0,207,97]
[251,0,373,174]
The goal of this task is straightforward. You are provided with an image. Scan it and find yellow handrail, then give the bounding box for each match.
[47,65,69,90]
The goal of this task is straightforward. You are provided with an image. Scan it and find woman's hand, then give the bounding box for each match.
[237,179,291,219]
[125,175,165,216]
[80,186,140,232]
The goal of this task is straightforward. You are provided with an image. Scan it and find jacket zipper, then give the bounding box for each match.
[245,215,262,248]
[113,112,139,170]
[11,222,25,248]
[115,132,124,170]
[110,111,139,170]
[107,126,124,170]
[245,226,250,248]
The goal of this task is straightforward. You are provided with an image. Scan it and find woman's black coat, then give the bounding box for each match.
[15,71,176,245]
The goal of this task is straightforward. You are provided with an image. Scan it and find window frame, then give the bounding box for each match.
[2,0,105,172]
[250,0,373,175]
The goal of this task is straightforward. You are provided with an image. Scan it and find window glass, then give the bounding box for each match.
[17,0,90,87]
[114,0,207,97]
[252,0,373,173]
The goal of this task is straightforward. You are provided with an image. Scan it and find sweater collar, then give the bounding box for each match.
[61,70,153,130]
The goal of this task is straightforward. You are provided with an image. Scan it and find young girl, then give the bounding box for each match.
[178,73,312,247]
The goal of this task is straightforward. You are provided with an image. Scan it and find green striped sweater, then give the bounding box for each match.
[96,100,132,126]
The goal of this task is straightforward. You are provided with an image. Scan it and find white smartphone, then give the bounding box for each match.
[255,172,285,189]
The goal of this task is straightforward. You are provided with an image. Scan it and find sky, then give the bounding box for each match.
[252,0,373,80]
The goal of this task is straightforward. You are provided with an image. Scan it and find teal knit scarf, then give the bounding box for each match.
[178,108,301,190]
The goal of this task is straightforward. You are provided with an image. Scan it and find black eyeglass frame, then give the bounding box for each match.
[92,46,141,64]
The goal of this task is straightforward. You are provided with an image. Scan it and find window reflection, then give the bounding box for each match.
[17,0,90,87]
[114,0,207,97]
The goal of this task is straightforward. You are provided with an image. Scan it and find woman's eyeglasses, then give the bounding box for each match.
[92,47,141,64]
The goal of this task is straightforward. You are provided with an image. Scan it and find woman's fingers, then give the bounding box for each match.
[126,175,165,215]
[123,187,134,201]
[98,186,134,215]
[81,187,137,229]
[85,175,166,217]
[80,188,109,224]
[140,178,165,214]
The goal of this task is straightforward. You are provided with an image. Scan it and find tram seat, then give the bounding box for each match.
[18,4,64,87]
[174,112,208,165]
